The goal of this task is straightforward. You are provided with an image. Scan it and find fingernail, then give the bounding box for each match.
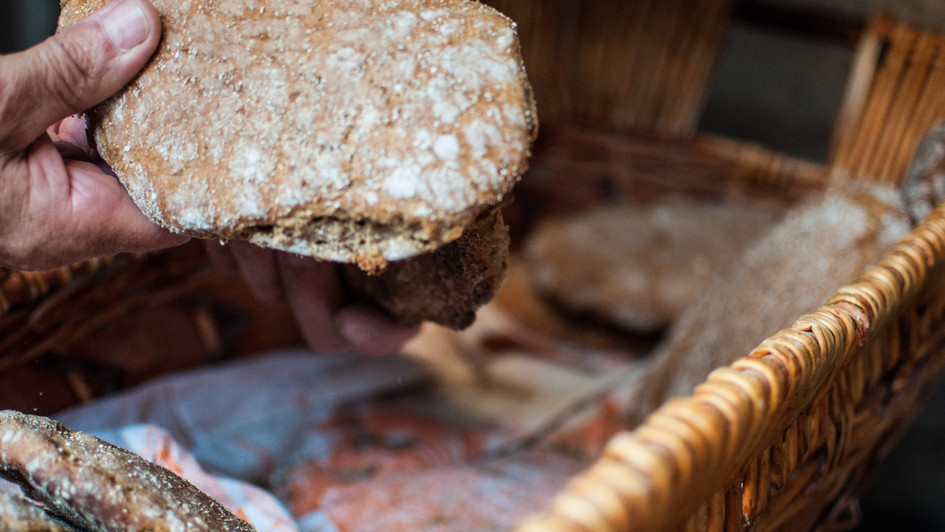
[99,0,151,53]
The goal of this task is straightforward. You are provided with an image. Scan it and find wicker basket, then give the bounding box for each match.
[4,1,945,531]
[502,5,945,532]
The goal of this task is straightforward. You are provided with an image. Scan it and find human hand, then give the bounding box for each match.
[0,0,187,271]
[205,241,420,356]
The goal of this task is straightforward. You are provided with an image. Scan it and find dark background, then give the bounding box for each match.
[0,0,59,53]
[2,1,942,530]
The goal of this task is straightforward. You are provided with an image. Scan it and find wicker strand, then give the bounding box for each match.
[830,16,889,162]
[861,28,932,181]
[0,246,213,374]
[832,18,945,184]
[662,0,733,133]
[836,24,915,179]
[879,36,945,181]
[0,258,111,315]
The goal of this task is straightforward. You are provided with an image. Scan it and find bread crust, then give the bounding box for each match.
[0,410,255,531]
[59,0,536,271]
[627,182,912,421]
[342,208,510,329]
[524,200,780,332]
[0,488,74,531]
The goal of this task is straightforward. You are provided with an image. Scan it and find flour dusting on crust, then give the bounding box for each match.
[58,0,536,268]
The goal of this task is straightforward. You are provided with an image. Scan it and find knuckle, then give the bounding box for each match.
[39,33,107,111]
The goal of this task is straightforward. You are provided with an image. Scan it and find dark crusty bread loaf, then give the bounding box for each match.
[58,0,536,272]
[523,199,780,333]
[0,410,255,531]
[627,181,912,422]
[0,487,74,532]
[342,208,509,329]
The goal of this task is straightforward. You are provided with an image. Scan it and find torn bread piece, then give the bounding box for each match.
[343,208,510,329]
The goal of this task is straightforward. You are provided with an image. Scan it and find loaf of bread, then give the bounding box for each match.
[0,487,74,532]
[343,208,509,329]
[58,0,536,328]
[523,199,780,333]
[627,181,912,421]
[0,410,255,531]
[58,0,535,272]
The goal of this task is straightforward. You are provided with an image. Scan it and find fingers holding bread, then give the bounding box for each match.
[57,0,536,328]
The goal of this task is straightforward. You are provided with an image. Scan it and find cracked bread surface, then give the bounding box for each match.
[0,488,74,531]
[58,0,536,271]
[0,410,255,531]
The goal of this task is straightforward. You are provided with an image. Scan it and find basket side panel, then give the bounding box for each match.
[483,0,736,134]
[832,17,945,185]
[0,243,304,414]
[749,271,945,531]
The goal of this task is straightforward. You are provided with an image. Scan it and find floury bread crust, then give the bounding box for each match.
[523,200,780,333]
[0,488,74,531]
[0,410,255,531]
[58,0,536,271]
[625,182,913,423]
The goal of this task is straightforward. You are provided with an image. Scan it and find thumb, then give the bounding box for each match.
[0,0,161,151]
